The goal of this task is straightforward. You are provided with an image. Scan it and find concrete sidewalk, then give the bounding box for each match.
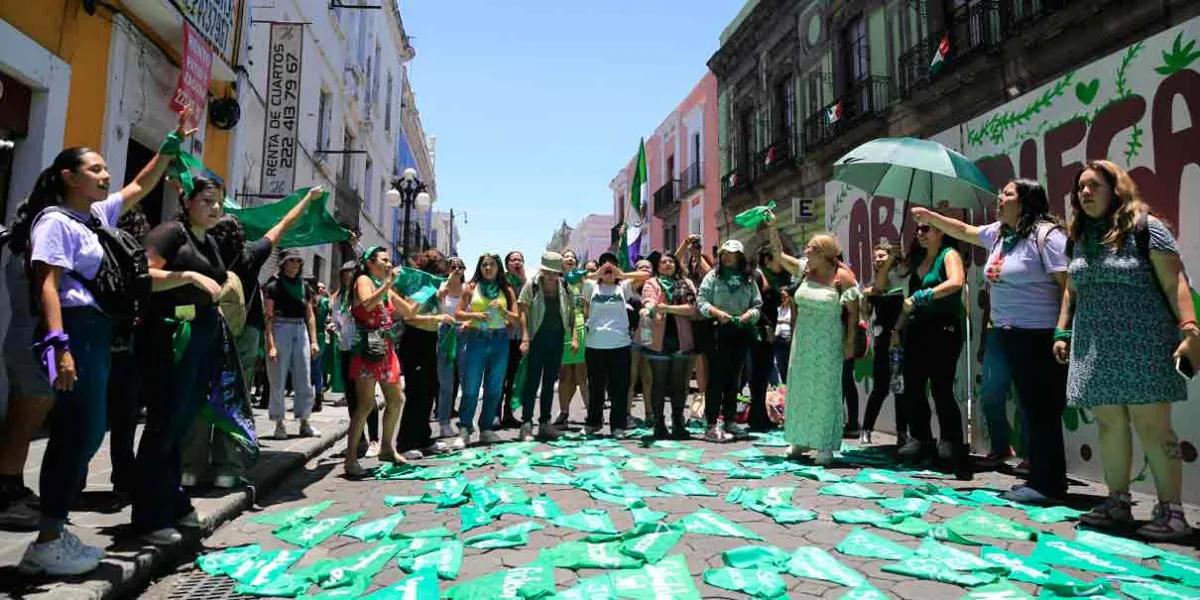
[0,393,359,600]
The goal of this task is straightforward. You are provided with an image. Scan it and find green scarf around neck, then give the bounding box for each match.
[656,275,677,303]
[717,265,748,288]
[1081,217,1111,258]
[279,275,306,304]
[479,279,501,300]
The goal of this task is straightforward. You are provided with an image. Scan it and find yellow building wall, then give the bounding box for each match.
[1,0,112,150]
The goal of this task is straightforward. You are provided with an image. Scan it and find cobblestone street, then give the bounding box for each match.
[138,399,1200,600]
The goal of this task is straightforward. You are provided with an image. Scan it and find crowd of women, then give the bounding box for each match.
[0,106,1196,577]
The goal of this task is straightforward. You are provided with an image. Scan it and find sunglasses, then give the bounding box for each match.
[450,264,465,271]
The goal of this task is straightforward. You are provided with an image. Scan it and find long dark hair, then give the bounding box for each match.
[351,246,389,305]
[1009,179,1063,238]
[174,176,224,224]
[469,252,512,296]
[906,217,962,271]
[9,147,93,255]
[210,215,247,267]
[116,205,151,244]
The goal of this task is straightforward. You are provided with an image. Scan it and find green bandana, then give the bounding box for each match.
[999,225,1022,254]
[506,273,523,289]
[1081,217,1111,258]
[279,275,307,304]
[717,266,748,288]
[479,280,501,300]
[656,276,677,303]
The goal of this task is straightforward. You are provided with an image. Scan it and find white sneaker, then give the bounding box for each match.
[213,475,239,489]
[177,510,204,528]
[402,449,424,461]
[438,423,459,439]
[479,431,501,445]
[814,451,834,465]
[61,529,104,562]
[611,429,626,439]
[898,439,922,457]
[365,441,381,458]
[142,527,182,546]
[457,429,473,448]
[724,422,746,438]
[519,423,534,442]
[299,421,320,438]
[273,421,289,440]
[180,472,200,488]
[426,440,449,455]
[18,534,101,576]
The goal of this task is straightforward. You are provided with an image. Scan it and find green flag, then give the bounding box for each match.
[630,138,647,214]
[225,187,351,249]
[359,567,441,600]
[1031,535,1160,578]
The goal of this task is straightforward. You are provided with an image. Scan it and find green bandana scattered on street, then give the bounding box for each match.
[253,500,335,529]
[652,448,706,463]
[839,584,890,600]
[576,454,616,467]
[1025,506,1087,524]
[629,504,668,526]
[727,447,765,459]
[1119,579,1200,600]
[397,540,463,580]
[753,503,818,525]
[979,546,1072,586]
[197,544,262,576]
[543,540,644,570]
[722,545,791,571]
[836,528,915,560]
[962,490,1022,508]
[853,469,922,486]
[444,556,556,600]
[657,479,717,496]
[960,580,1035,599]
[459,503,494,533]
[340,511,406,542]
[275,512,365,548]
[881,556,998,587]
[1031,535,1161,578]
[394,537,444,560]
[832,509,902,526]
[728,486,795,507]
[549,509,618,534]
[234,573,311,597]
[787,547,867,587]
[1159,558,1200,587]
[877,497,933,516]
[1073,529,1167,560]
[358,567,440,600]
[943,509,1036,541]
[228,548,306,586]
[298,575,372,600]
[1040,577,1122,600]
[392,526,453,539]
[703,567,788,599]
[292,541,403,589]
[619,530,683,564]
[608,555,701,600]
[916,538,1009,573]
[656,465,706,481]
[672,508,764,540]
[795,465,844,482]
[905,484,975,506]
[698,459,738,473]
[819,482,886,499]
[931,524,985,546]
[463,520,545,549]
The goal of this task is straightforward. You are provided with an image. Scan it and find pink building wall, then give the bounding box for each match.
[564,213,615,263]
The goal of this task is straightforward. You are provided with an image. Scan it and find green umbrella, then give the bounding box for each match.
[832,137,996,210]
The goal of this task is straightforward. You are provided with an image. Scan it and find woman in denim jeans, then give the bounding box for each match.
[436,257,468,445]
[455,253,520,445]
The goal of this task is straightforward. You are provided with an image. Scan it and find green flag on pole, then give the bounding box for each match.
[630,138,647,214]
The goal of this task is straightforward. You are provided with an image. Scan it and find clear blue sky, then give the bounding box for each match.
[400,1,743,268]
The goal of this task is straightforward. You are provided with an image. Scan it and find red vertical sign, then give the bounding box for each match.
[170,23,214,127]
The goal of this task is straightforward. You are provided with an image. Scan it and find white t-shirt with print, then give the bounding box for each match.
[583,280,634,350]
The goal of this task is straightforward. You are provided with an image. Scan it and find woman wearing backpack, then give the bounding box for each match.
[581,252,637,437]
[1055,160,1198,540]
[912,179,1069,502]
[11,110,196,575]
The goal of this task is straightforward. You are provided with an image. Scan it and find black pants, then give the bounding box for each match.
[843,359,860,430]
[398,327,437,452]
[997,328,1067,496]
[521,327,564,424]
[862,331,906,435]
[747,338,775,430]
[902,317,964,445]
[585,346,631,429]
[106,348,141,494]
[342,350,378,443]
[501,338,523,424]
[648,355,689,429]
[705,324,751,426]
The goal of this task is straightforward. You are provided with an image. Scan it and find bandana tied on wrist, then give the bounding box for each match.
[33,331,70,384]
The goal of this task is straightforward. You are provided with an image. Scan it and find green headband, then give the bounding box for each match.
[361,245,384,264]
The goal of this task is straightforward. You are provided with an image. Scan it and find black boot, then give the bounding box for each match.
[953,443,974,481]
[313,393,324,413]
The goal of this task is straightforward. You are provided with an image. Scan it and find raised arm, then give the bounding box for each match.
[117,108,198,214]
[911,206,984,248]
[765,212,804,275]
[263,186,324,247]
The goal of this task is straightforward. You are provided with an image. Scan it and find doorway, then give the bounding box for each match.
[124,139,165,226]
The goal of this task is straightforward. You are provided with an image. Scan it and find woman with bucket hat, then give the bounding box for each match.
[263,248,321,440]
[515,251,578,441]
[696,239,762,442]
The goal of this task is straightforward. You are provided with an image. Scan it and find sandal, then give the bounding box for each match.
[1079,492,1134,528]
[344,460,366,477]
[1138,501,1193,542]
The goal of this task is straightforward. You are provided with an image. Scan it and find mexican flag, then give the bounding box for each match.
[630,138,648,214]
[929,34,950,74]
[825,101,842,125]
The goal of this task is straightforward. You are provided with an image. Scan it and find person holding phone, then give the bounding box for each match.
[1056,160,1198,541]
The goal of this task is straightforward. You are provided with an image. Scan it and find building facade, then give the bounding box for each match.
[711,0,1200,500]
[545,214,614,263]
[392,64,439,260]
[609,73,722,259]
[429,209,461,257]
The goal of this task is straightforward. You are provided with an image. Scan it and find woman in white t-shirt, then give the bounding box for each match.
[436,256,468,445]
[581,252,636,437]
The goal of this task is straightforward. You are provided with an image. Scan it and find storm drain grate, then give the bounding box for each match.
[165,571,250,600]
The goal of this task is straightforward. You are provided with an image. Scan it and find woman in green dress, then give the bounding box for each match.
[555,249,589,426]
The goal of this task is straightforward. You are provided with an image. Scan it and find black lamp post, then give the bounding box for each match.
[386,167,431,260]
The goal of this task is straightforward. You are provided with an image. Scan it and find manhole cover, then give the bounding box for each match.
[165,571,249,600]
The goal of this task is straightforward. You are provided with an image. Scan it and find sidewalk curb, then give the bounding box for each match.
[55,421,350,600]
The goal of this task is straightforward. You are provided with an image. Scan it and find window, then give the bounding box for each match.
[316,89,332,150]
[691,132,701,166]
[775,77,796,141]
[666,154,675,181]
[385,73,394,131]
[842,15,870,114]
[365,157,374,215]
[663,222,678,253]
[737,107,754,170]
[342,131,355,185]
[372,44,382,108]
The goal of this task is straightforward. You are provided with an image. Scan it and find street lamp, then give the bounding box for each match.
[386,168,432,259]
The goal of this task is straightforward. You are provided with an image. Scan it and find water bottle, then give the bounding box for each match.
[889,346,905,394]
[639,308,655,345]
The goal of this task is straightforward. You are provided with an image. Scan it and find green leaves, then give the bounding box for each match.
[1156,32,1200,75]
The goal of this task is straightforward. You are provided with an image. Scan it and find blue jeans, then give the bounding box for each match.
[267,318,314,421]
[132,307,222,532]
[39,307,112,534]
[773,335,790,384]
[437,324,464,428]
[458,328,509,432]
[311,345,325,396]
[980,328,1030,456]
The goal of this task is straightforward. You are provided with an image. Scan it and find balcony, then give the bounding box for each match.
[334,177,363,231]
[681,161,703,195]
[1004,0,1068,35]
[721,167,748,201]
[801,76,892,152]
[897,1,1003,98]
[753,130,795,181]
[653,179,681,214]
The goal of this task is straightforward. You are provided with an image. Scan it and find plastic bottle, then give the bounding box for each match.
[889,346,905,394]
[639,308,655,345]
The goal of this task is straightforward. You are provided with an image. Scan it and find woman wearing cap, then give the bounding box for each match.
[581,252,638,437]
[555,249,589,427]
[436,256,468,444]
[263,249,321,441]
[345,247,419,475]
[516,252,577,441]
[455,252,520,445]
[697,239,762,443]
[332,260,379,457]
[639,252,698,440]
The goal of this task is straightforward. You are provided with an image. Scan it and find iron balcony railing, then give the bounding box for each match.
[1004,0,1068,35]
[897,1,1003,97]
[680,161,703,195]
[801,76,892,151]
[653,179,681,214]
[753,129,795,181]
[721,166,748,201]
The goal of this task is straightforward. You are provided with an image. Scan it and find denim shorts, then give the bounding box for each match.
[4,321,53,398]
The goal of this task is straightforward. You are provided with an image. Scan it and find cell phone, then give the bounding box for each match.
[1177,356,1196,381]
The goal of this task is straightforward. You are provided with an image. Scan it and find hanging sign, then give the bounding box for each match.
[260,23,303,196]
[169,23,214,128]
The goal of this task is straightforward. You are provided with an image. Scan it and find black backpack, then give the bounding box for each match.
[34,206,150,319]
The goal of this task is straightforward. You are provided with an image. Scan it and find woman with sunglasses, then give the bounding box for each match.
[500,251,528,429]
[436,257,468,444]
[891,218,971,480]
[455,253,520,445]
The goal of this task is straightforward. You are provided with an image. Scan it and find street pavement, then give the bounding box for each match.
[0,392,356,600]
[131,394,1200,600]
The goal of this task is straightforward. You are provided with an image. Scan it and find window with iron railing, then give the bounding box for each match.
[681,162,703,194]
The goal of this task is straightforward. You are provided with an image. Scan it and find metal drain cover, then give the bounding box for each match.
[164,571,249,600]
